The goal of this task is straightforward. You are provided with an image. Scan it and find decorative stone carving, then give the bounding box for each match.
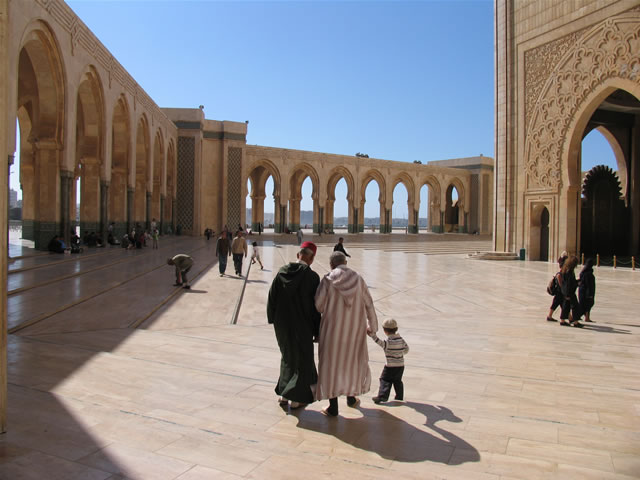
[34,0,175,133]
[525,13,640,192]
[525,29,586,126]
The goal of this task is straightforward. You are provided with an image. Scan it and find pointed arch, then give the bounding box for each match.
[326,166,355,233]
[16,19,66,247]
[360,169,387,232]
[392,172,415,205]
[360,169,386,204]
[134,113,150,224]
[109,95,130,234]
[288,162,320,231]
[245,158,282,231]
[419,175,442,233]
[151,128,164,224]
[75,64,106,235]
[327,166,354,202]
[165,139,176,228]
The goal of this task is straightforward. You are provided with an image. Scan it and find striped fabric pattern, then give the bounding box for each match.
[314,265,379,401]
[371,333,409,367]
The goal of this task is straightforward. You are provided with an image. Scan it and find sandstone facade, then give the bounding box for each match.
[495,0,640,260]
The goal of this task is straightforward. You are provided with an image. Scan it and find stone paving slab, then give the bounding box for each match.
[1,235,639,479]
[8,237,208,332]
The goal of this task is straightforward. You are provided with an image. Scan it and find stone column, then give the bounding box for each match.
[630,120,640,256]
[273,195,281,233]
[379,204,388,234]
[409,210,419,234]
[352,206,359,233]
[127,187,134,234]
[458,202,466,233]
[312,200,319,233]
[109,167,127,235]
[33,140,62,249]
[171,198,176,233]
[20,144,35,240]
[325,199,335,233]
[160,195,165,235]
[146,192,151,231]
[407,197,417,233]
[251,194,265,232]
[359,201,366,232]
[60,170,73,245]
[289,197,300,232]
[80,158,101,235]
[100,181,109,242]
[280,204,288,233]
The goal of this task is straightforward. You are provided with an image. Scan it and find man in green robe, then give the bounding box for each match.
[267,241,320,408]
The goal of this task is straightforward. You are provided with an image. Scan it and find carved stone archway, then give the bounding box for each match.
[326,166,355,233]
[134,114,150,226]
[75,66,105,238]
[110,95,130,237]
[419,175,441,233]
[246,158,282,232]
[525,13,640,257]
[151,130,164,229]
[16,20,66,248]
[288,162,319,232]
[360,169,387,233]
[391,172,415,233]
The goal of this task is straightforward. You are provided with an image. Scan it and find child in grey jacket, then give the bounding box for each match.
[368,318,409,403]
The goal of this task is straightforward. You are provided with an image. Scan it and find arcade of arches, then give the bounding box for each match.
[8,1,178,250]
[496,1,640,261]
[160,111,493,238]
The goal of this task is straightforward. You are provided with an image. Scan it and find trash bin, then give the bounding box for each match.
[519,248,526,260]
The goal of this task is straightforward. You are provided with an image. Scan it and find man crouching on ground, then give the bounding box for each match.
[167,254,193,289]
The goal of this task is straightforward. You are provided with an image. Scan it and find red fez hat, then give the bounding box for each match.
[300,241,317,255]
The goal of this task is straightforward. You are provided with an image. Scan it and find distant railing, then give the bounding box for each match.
[581,253,636,270]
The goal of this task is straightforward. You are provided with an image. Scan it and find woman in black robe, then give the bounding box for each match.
[560,255,582,327]
[546,251,568,322]
[578,258,596,322]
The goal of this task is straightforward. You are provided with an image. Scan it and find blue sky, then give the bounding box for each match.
[11,0,617,218]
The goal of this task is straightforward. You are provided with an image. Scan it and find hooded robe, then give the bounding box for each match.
[267,262,320,404]
[314,264,378,400]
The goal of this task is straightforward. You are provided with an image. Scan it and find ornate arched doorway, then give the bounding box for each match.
[540,207,549,262]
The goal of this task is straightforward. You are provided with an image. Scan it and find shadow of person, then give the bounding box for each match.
[181,289,208,293]
[293,403,479,465]
[582,324,631,334]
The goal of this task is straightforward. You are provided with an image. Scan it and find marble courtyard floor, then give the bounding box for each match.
[1,233,639,479]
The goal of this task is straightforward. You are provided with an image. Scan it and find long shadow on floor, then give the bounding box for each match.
[582,324,631,334]
[294,402,479,464]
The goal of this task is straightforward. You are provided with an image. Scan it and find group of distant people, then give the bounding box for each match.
[546,251,596,327]
[121,219,159,250]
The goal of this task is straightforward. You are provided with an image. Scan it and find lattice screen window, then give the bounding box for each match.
[177,136,194,231]
[227,147,242,229]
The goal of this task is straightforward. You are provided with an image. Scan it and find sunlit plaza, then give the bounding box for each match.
[1,233,638,479]
[2,0,640,479]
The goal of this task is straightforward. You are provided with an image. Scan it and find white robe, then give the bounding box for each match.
[314,265,378,400]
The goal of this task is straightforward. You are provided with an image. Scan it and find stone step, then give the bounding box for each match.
[467,251,520,260]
